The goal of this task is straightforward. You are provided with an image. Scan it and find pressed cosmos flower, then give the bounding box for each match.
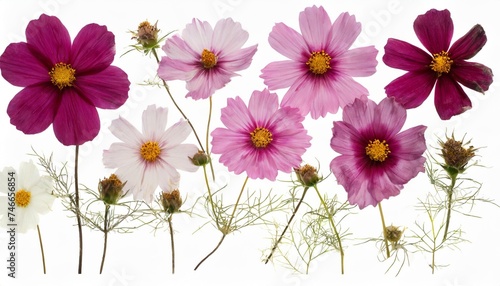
[0,14,130,145]
[103,105,198,203]
[157,18,258,100]
[261,5,378,119]
[383,9,493,120]
[0,161,55,233]
[211,89,311,180]
[330,97,427,209]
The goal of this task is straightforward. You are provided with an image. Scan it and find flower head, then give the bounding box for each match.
[98,174,126,205]
[383,9,493,120]
[0,14,130,145]
[260,5,378,119]
[160,189,183,214]
[103,105,199,203]
[211,89,311,180]
[131,20,160,48]
[438,133,477,175]
[157,18,258,100]
[330,97,427,209]
[0,161,55,233]
[294,164,320,187]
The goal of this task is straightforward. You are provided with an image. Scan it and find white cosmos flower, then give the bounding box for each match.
[0,161,55,233]
[103,105,199,203]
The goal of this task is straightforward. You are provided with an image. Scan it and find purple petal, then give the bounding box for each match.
[383,38,431,71]
[25,14,71,64]
[451,61,493,93]
[434,75,472,120]
[342,98,376,132]
[260,60,306,90]
[299,6,333,51]
[71,23,115,73]
[391,125,427,161]
[52,89,100,145]
[75,66,129,109]
[7,84,59,134]
[413,9,453,54]
[336,46,378,77]
[248,89,278,126]
[385,71,436,109]
[449,24,487,60]
[268,22,309,61]
[0,43,50,87]
[372,97,406,139]
[330,121,364,156]
[328,12,361,54]
[212,18,249,57]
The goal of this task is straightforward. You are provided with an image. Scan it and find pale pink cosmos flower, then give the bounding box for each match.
[157,18,258,100]
[261,5,378,119]
[103,105,198,203]
[211,89,311,180]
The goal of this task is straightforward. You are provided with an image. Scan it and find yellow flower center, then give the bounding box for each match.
[306,50,332,75]
[49,62,76,89]
[201,49,217,69]
[140,141,161,162]
[365,139,391,162]
[430,51,453,75]
[15,189,31,208]
[250,127,273,148]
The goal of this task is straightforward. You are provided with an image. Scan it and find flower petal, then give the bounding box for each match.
[103,143,142,169]
[268,22,309,61]
[18,161,40,190]
[218,96,253,132]
[71,23,116,73]
[451,61,493,93]
[160,120,192,149]
[108,117,143,147]
[219,45,258,71]
[328,12,361,54]
[212,18,249,56]
[434,75,472,120]
[162,144,199,172]
[158,56,197,81]
[384,71,436,109]
[75,66,129,109]
[372,97,407,139]
[449,24,487,60]
[25,14,71,64]
[52,89,100,145]
[336,46,378,77]
[161,35,198,61]
[299,6,333,51]
[322,74,369,116]
[280,74,315,117]
[413,9,453,54]
[391,125,427,161]
[7,84,59,135]
[260,60,306,90]
[142,105,168,141]
[185,68,235,100]
[382,38,431,71]
[182,19,213,53]
[0,43,50,87]
[330,121,364,156]
[248,89,278,126]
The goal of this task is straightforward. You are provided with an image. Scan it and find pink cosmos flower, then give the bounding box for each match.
[157,18,258,100]
[330,97,427,209]
[0,14,129,145]
[383,9,493,120]
[103,105,198,203]
[260,5,378,119]
[211,89,311,180]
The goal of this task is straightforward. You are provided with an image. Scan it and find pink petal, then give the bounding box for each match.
[158,56,197,81]
[434,75,472,120]
[299,6,333,51]
[336,46,378,77]
[384,71,436,109]
[108,117,143,147]
[182,19,213,54]
[391,125,427,161]
[268,22,309,61]
[211,128,249,155]
[260,60,306,90]
[449,24,487,60]
[103,143,142,169]
[185,68,235,100]
[160,120,192,149]
[218,96,253,132]
[161,35,198,61]
[7,84,59,134]
[248,89,278,125]
[212,18,249,56]
[219,44,257,71]
[413,9,453,54]
[310,76,340,118]
[52,89,100,145]
[162,144,199,172]
[372,97,407,139]
[382,38,431,71]
[75,66,129,109]
[451,61,493,93]
[25,14,71,64]
[0,43,50,87]
[71,23,115,73]
[280,74,315,117]
[327,12,361,54]
[325,74,369,112]
[330,121,364,156]
[142,105,168,141]
[342,98,376,131]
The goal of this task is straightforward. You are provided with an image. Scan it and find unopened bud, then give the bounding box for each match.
[99,174,126,205]
[294,164,320,187]
[161,189,183,213]
[439,133,477,175]
[189,150,210,166]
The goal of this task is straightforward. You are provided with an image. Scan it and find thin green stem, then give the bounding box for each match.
[206,96,216,181]
[37,225,46,274]
[265,187,309,264]
[378,202,390,259]
[100,204,110,274]
[75,145,83,274]
[442,175,457,242]
[313,185,344,274]
[168,215,175,274]
[194,176,249,270]
[428,208,437,274]
[203,165,219,229]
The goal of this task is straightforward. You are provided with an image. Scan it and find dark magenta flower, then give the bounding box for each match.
[0,14,130,145]
[383,9,493,120]
[330,97,427,209]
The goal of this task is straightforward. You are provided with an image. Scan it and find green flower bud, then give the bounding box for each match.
[189,150,210,166]
[161,190,183,214]
[99,174,125,205]
[294,164,320,187]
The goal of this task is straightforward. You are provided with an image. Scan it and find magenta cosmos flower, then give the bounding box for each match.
[157,18,258,100]
[211,89,311,180]
[383,9,493,120]
[330,97,427,209]
[103,105,198,203]
[260,5,378,119]
[0,14,129,145]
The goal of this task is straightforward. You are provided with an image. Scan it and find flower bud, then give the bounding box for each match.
[384,225,403,244]
[439,133,477,175]
[189,150,210,166]
[131,20,160,48]
[99,174,126,205]
[161,189,183,213]
[294,164,320,187]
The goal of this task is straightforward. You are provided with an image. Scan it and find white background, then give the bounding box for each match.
[1,0,499,285]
